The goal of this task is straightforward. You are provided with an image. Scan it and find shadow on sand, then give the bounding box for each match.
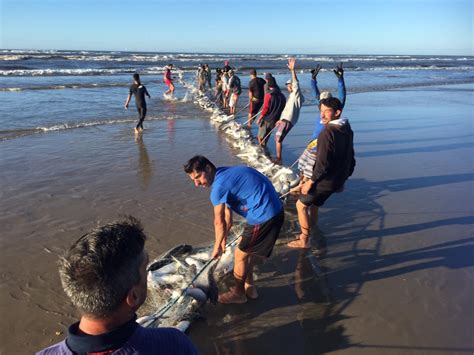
[188,172,474,354]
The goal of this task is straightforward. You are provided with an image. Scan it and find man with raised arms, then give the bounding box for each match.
[184,156,284,304]
[273,58,305,165]
[37,216,199,354]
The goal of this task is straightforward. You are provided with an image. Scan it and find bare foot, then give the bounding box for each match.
[218,289,247,304]
[288,235,311,249]
[245,285,258,300]
[134,127,139,134]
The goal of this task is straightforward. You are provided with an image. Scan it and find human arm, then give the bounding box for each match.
[334,63,346,108]
[124,93,132,109]
[311,129,333,184]
[287,57,298,83]
[212,203,229,259]
[257,93,271,125]
[145,87,151,98]
[311,64,322,102]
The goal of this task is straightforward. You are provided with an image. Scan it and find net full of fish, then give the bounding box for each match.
[137,226,242,332]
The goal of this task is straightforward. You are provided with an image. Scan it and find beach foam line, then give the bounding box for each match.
[0,116,177,141]
[174,67,299,196]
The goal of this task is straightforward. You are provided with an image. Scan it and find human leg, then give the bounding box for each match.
[288,199,312,249]
[218,246,249,304]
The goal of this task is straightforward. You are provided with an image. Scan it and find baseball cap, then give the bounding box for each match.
[319,91,333,100]
[285,80,292,85]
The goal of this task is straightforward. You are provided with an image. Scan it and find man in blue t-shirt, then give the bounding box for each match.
[184,156,284,304]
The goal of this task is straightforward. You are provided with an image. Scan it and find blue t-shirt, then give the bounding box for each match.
[210,166,282,225]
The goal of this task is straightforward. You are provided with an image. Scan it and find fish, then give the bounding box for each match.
[140,235,239,331]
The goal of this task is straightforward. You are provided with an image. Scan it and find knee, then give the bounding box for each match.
[296,200,309,213]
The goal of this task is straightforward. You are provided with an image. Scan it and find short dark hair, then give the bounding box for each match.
[58,216,146,318]
[319,97,343,111]
[250,69,257,76]
[133,73,140,81]
[267,77,277,88]
[168,63,173,67]
[184,155,216,174]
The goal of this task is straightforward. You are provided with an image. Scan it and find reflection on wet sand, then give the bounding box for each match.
[135,135,152,190]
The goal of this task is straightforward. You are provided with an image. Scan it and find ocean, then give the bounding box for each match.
[1,50,473,354]
[1,50,473,139]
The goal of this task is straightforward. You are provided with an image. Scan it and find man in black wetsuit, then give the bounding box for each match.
[124,73,151,134]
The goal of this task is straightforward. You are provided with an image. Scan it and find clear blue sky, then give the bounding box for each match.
[1,0,472,55]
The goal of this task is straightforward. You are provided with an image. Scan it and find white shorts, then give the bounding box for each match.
[229,93,239,108]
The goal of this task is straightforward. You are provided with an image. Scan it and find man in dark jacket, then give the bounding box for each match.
[256,76,286,146]
[288,97,355,250]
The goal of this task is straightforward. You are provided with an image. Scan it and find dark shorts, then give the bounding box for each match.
[274,120,293,143]
[258,120,275,140]
[299,185,334,207]
[249,100,263,115]
[238,210,284,257]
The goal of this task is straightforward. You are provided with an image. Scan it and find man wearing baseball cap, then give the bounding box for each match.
[273,58,305,164]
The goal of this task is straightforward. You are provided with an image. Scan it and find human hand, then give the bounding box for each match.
[212,244,224,259]
[257,117,263,126]
[287,57,296,71]
[124,105,128,110]
[333,62,344,79]
[301,179,314,195]
[311,64,321,80]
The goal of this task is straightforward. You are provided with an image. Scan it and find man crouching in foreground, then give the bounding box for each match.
[37,216,199,355]
[185,156,284,304]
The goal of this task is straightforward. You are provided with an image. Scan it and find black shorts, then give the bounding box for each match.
[249,100,263,115]
[238,210,284,257]
[299,185,334,207]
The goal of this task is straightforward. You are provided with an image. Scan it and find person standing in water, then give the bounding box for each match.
[164,64,175,96]
[124,73,151,134]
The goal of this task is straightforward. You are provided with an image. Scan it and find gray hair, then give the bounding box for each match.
[58,215,146,318]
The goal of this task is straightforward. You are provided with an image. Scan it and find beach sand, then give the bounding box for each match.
[1,84,473,354]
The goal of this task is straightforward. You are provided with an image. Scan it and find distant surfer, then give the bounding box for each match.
[36,216,199,354]
[124,73,151,134]
[185,156,284,304]
[164,64,175,96]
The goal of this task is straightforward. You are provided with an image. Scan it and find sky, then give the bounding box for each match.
[1,0,472,55]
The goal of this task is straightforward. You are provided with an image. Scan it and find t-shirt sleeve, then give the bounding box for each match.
[129,85,134,95]
[210,186,228,206]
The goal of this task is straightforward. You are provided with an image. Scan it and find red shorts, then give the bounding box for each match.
[165,79,172,87]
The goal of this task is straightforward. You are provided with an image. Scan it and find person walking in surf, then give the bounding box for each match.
[124,73,151,134]
[164,64,175,96]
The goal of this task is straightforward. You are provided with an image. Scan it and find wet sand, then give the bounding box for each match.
[189,84,474,354]
[1,84,473,354]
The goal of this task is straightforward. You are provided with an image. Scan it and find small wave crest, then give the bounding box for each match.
[0,116,177,141]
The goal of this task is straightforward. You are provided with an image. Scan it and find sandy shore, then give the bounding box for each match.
[1,84,473,354]
[188,84,474,354]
